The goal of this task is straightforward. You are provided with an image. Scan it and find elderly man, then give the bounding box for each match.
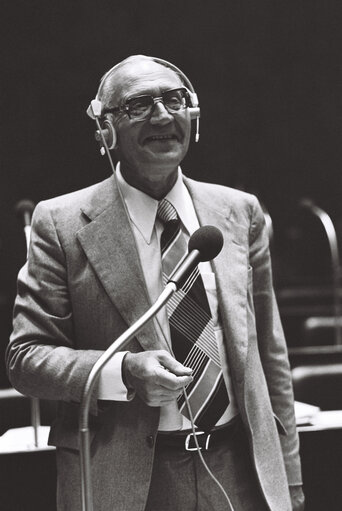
[7,55,304,511]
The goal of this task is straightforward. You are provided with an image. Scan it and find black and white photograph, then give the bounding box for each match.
[1,2,342,510]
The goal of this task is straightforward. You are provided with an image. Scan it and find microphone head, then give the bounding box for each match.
[299,197,315,210]
[14,199,35,217]
[188,226,224,262]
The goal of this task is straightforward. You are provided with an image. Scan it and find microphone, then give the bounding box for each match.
[15,199,35,227]
[14,199,35,254]
[79,225,224,511]
[168,226,224,289]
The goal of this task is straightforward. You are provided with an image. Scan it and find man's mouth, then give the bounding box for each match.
[144,134,179,143]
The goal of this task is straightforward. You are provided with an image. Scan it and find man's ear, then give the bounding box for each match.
[94,113,117,150]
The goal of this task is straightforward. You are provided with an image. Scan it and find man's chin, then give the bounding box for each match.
[141,143,184,163]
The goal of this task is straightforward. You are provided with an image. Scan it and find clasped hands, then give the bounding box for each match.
[122,350,193,407]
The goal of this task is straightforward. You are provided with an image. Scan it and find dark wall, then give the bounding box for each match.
[2,1,342,383]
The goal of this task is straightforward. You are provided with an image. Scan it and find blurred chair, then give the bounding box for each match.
[298,200,342,345]
[0,389,57,510]
[292,363,342,410]
[302,316,342,346]
[288,344,342,369]
[0,388,57,436]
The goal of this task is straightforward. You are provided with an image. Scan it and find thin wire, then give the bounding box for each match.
[94,117,132,222]
[183,387,235,511]
[94,117,116,174]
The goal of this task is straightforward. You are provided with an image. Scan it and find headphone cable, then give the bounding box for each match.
[183,387,235,511]
[94,117,133,223]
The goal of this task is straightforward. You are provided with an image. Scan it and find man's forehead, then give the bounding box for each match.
[109,60,183,101]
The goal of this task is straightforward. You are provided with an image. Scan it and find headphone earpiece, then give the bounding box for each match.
[94,117,117,152]
[88,99,116,154]
[189,107,200,120]
[188,91,200,120]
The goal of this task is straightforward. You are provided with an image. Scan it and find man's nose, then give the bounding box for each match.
[149,101,173,125]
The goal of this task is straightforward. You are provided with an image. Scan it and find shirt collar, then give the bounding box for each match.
[116,163,158,244]
[116,163,195,244]
[116,164,196,243]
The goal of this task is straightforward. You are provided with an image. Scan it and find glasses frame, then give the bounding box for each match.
[103,87,191,121]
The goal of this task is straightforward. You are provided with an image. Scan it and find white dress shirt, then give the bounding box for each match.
[98,165,238,430]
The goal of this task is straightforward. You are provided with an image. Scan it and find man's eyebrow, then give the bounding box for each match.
[125,87,184,101]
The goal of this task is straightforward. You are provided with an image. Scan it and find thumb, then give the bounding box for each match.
[158,352,193,377]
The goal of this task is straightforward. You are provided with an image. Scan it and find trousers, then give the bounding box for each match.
[145,420,269,511]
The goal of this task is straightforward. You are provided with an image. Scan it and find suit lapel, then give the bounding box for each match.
[76,176,167,352]
[184,178,249,383]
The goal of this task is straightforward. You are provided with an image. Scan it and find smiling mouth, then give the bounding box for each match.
[144,134,178,143]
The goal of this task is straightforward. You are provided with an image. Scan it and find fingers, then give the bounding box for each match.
[122,350,193,407]
[154,365,192,391]
[158,352,193,377]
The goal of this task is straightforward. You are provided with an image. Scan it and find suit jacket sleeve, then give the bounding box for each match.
[6,201,103,415]
[249,195,302,486]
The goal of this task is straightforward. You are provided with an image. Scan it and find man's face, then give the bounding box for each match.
[107,60,192,193]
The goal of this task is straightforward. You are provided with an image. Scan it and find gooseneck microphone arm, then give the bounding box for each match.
[300,198,342,345]
[79,281,177,511]
[79,225,224,511]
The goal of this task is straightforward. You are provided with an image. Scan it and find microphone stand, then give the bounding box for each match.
[1,201,52,454]
[300,199,342,345]
[79,282,177,511]
[24,224,42,447]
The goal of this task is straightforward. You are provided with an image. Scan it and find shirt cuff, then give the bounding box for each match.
[97,351,135,401]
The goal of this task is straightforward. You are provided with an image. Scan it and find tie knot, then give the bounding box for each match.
[157,199,178,223]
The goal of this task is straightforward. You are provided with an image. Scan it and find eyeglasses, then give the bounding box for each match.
[104,87,191,121]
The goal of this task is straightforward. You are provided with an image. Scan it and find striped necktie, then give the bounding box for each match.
[157,199,229,432]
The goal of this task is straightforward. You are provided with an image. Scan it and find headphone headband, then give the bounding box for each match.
[87,55,199,118]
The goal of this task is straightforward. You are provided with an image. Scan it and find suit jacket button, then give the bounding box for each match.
[146,435,154,448]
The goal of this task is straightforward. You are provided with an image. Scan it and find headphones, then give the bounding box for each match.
[86,56,201,155]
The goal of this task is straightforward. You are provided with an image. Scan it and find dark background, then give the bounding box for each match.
[1,0,342,385]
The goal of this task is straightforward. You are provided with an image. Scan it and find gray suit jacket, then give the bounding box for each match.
[7,174,302,511]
